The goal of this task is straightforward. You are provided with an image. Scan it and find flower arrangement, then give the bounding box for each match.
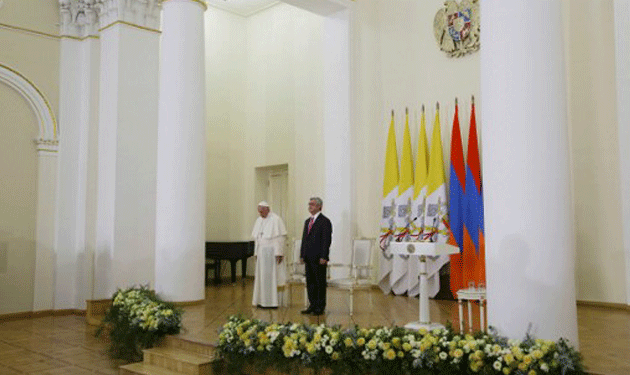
[96,286,183,362]
[216,315,585,375]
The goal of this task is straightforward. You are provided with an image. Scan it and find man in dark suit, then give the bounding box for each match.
[300,197,333,316]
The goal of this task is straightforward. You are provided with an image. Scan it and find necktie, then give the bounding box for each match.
[308,217,314,234]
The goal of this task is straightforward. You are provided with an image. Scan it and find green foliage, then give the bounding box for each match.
[216,315,586,375]
[95,286,183,362]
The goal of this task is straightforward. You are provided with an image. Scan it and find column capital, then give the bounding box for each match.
[97,0,161,31]
[35,139,59,156]
[59,0,100,38]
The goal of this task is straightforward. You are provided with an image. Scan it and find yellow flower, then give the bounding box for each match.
[392,337,401,348]
[357,337,365,346]
[367,340,377,350]
[402,342,412,352]
[532,349,543,359]
[382,343,391,350]
[384,349,396,360]
[257,345,264,352]
[331,352,340,360]
[528,371,537,375]
[502,367,511,375]
[344,337,353,347]
[518,362,528,371]
[397,350,404,358]
[523,355,533,365]
[453,348,464,358]
[505,354,514,364]
[306,344,316,354]
[419,328,428,335]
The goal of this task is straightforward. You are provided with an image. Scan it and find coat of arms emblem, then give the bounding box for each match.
[434,0,480,58]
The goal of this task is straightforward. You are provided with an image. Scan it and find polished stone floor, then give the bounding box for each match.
[0,279,627,374]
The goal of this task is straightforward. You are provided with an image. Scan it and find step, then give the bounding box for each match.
[143,347,215,375]
[162,336,217,358]
[119,362,181,375]
[86,314,105,326]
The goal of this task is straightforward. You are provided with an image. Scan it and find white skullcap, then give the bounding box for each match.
[257,201,270,207]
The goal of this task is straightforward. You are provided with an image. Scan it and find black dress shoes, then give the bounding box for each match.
[300,308,313,314]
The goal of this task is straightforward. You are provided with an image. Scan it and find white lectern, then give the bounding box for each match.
[389,242,459,331]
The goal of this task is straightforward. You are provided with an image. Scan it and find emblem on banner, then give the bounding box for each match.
[434,0,480,58]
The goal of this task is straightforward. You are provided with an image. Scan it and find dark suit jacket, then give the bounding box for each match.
[300,213,332,262]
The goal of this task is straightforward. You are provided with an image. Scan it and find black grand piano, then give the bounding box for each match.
[205,241,255,284]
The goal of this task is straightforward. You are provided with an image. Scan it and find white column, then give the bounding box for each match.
[155,0,206,302]
[323,8,353,277]
[613,0,630,307]
[481,1,578,343]
[94,0,160,299]
[33,144,58,311]
[54,2,100,309]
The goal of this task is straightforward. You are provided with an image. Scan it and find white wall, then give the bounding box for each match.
[206,0,626,304]
[0,84,38,314]
[567,0,627,304]
[205,3,325,244]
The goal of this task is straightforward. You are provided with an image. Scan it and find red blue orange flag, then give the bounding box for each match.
[448,103,465,296]
[464,101,485,286]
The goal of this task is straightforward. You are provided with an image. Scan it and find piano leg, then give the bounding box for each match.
[241,257,247,280]
[230,260,237,283]
[214,260,221,284]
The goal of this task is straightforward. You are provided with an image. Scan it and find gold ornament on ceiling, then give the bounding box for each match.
[434,0,479,58]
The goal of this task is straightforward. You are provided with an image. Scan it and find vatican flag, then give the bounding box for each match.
[391,109,414,295]
[378,111,399,294]
[408,107,429,296]
[422,106,450,297]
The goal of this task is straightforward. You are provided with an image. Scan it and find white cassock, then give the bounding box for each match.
[251,212,287,307]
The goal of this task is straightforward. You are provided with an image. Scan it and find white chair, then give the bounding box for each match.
[285,239,308,308]
[327,238,374,316]
[456,284,486,333]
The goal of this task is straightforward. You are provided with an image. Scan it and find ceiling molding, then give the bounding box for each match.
[206,0,280,17]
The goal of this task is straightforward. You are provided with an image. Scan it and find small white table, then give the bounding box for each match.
[456,287,486,333]
[389,242,459,331]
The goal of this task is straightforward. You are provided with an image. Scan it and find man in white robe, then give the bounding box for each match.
[251,201,287,308]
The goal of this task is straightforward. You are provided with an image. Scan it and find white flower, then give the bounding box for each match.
[493,361,502,371]
[439,352,448,360]
[325,346,333,354]
[540,363,549,372]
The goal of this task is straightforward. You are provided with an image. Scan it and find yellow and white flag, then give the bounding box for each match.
[391,109,414,295]
[422,107,451,297]
[408,108,429,296]
[378,111,399,294]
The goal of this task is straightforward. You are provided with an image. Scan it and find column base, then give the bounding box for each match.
[403,321,445,331]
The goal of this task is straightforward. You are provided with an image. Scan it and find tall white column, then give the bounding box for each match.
[34,144,58,311]
[55,1,100,309]
[481,1,578,343]
[613,0,630,307]
[155,0,206,302]
[94,0,160,299]
[323,8,353,278]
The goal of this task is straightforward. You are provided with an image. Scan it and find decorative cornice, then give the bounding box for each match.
[161,0,207,12]
[98,0,161,31]
[59,0,101,38]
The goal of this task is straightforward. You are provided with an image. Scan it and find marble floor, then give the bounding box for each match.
[0,279,627,374]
